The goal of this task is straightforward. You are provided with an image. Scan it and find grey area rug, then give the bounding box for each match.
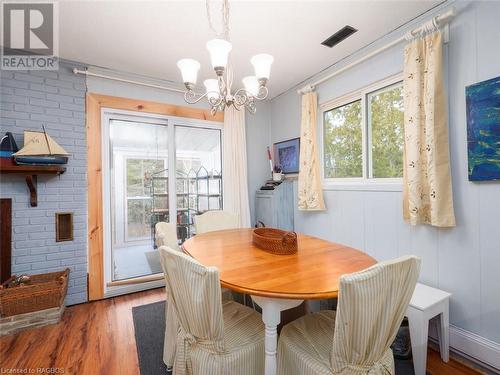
[132,301,423,375]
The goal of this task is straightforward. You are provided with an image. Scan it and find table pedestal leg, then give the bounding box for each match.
[252,296,303,375]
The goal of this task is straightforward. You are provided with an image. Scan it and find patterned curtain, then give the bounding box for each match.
[298,92,325,211]
[403,31,455,227]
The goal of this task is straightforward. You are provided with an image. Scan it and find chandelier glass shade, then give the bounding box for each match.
[177,1,273,115]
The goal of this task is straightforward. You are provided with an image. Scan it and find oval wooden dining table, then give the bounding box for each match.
[182,228,376,375]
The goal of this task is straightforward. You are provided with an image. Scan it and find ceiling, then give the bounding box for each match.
[59,1,443,98]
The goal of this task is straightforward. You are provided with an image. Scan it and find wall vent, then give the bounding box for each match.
[321,25,358,48]
[56,212,73,242]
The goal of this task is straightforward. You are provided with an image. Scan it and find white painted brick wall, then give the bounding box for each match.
[0,61,88,305]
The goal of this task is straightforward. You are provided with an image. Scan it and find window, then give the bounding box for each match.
[368,83,404,178]
[324,100,363,178]
[126,158,165,239]
[322,75,404,183]
[175,126,222,241]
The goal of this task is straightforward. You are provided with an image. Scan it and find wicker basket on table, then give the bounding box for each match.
[0,268,70,317]
[252,227,298,255]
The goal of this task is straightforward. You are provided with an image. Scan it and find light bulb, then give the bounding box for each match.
[204,79,220,101]
[206,39,232,72]
[250,53,274,80]
[242,76,260,97]
[177,58,200,86]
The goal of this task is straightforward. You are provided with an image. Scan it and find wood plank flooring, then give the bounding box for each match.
[0,288,484,375]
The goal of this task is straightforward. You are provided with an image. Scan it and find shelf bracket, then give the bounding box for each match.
[25,175,38,207]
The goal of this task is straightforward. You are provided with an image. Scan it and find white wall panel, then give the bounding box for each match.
[269,1,500,351]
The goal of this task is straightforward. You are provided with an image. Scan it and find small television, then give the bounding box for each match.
[273,137,300,174]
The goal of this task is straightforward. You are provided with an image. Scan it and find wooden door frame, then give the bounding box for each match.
[86,93,223,300]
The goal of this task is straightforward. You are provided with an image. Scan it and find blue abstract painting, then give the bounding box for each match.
[466,76,500,181]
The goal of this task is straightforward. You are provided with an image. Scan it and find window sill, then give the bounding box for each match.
[322,180,403,192]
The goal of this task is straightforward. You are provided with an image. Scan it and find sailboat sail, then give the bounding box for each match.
[14,131,69,156]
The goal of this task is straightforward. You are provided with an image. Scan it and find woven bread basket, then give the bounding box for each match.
[0,268,69,317]
[252,227,298,255]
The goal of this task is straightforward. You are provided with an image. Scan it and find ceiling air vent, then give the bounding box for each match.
[321,25,358,48]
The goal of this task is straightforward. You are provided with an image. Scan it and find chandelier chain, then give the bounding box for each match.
[180,0,270,114]
[206,0,230,40]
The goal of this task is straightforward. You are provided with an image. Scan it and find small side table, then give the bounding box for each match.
[406,283,451,375]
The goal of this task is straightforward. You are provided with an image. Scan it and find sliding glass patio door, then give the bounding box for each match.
[102,110,223,296]
[108,117,168,282]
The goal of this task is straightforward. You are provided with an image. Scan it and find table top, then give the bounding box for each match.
[182,228,376,300]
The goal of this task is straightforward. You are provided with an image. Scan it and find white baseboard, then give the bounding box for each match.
[449,324,500,371]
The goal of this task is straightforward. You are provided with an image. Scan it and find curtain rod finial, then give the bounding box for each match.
[297,84,315,95]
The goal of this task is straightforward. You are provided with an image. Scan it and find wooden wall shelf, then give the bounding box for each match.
[0,164,66,207]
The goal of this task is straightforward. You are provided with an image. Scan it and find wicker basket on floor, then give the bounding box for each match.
[252,227,298,255]
[0,268,69,317]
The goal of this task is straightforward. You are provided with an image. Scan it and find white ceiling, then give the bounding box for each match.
[59,0,442,98]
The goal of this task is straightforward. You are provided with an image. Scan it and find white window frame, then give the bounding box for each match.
[319,73,404,192]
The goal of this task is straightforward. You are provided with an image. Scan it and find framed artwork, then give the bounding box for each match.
[274,137,300,174]
[466,76,500,181]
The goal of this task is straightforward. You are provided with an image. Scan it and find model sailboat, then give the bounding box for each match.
[13,127,69,165]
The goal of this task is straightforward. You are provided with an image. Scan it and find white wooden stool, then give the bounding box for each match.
[406,283,451,375]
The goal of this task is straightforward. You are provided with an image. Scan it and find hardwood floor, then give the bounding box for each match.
[0,288,484,375]
[0,288,165,375]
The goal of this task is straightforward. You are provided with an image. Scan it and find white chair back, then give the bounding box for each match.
[194,210,239,234]
[155,222,179,250]
[330,255,421,372]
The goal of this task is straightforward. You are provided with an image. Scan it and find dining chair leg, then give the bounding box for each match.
[251,296,303,375]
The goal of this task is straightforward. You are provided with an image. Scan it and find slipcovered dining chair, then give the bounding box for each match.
[156,221,180,250]
[193,210,239,234]
[277,255,421,375]
[194,210,239,303]
[158,246,265,375]
[155,222,180,371]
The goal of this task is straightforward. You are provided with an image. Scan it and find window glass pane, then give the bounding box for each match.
[125,158,164,239]
[126,199,152,238]
[369,83,404,178]
[175,126,222,242]
[324,100,363,178]
[109,119,167,281]
[126,159,164,197]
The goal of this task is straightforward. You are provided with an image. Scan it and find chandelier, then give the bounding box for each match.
[177,0,273,115]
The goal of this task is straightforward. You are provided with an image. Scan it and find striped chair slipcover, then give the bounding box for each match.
[193,210,239,234]
[159,246,265,375]
[277,255,421,375]
[194,210,239,303]
[155,222,180,370]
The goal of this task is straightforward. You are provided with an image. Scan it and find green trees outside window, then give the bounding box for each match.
[324,100,363,178]
[323,81,404,180]
[369,84,404,178]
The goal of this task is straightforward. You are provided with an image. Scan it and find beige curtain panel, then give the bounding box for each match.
[223,106,251,227]
[298,92,326,211]
[403,30,456,227]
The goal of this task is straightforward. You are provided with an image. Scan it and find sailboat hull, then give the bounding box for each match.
[14,156,68,165]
